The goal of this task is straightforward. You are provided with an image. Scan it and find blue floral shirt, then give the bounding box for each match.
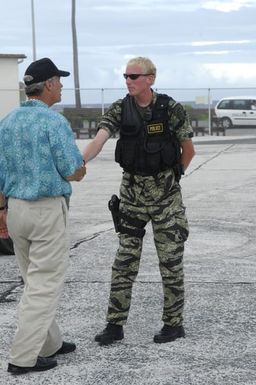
[0,100,83,199]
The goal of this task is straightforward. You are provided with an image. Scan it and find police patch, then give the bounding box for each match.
[147,123,164,134]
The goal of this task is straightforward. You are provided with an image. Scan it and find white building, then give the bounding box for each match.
[0,53,27,119]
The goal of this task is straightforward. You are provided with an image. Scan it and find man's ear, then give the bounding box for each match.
[44,80,51,91]
[147,74,155,86]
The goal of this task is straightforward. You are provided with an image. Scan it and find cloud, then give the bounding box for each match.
[202,0,255,12]
[90,0,201,12]
[89,0,256,13]
[193,50,240,55]
[204,63,256,84]
[1,0,256,104]
[191,40,251,46]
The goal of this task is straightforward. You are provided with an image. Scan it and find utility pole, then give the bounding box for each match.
[72,0,81,108]
[31,0,36,60]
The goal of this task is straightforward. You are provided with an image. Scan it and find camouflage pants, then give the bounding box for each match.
[106,169,189,326]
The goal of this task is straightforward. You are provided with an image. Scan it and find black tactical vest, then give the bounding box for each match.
[115,93,181,175]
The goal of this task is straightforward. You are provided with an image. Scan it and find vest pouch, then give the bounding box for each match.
[115,138,122,163]
[160,141,177,168]
[144,141,162,173]
[115,138,137,169]
[121,124,140,137]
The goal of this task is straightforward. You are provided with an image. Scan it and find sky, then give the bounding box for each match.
[1,0,256,104]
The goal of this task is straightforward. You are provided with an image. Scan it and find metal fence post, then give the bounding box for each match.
[208,88,212,135]
[101,88,105,115]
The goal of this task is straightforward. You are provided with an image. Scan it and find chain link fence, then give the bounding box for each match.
[2,86,256,137]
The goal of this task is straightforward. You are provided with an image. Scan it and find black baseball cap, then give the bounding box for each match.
[24,57,70,85]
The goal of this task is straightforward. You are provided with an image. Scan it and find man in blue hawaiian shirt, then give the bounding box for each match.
[0,58,86,375]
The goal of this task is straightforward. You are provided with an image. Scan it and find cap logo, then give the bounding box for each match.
[23,75,34,82]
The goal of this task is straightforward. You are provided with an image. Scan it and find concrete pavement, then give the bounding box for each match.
[0,134,256,385]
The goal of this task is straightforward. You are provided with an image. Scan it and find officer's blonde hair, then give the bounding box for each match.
[126,57,157,79]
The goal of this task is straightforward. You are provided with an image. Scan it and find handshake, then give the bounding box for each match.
[65,160,87,182]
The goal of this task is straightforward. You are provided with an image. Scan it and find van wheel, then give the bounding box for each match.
[0,237,15,255]
[221,117,232,128]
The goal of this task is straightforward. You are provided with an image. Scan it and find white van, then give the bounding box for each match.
[214,96,256,128]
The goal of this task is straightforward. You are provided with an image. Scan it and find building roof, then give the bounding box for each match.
[0,54,26,59]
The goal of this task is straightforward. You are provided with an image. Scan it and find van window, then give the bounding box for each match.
[218,100,232,109]
[217,99,251,110]
[232,100,250,110]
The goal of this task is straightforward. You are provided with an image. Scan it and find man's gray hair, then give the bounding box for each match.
[25,81,45,96]
[24,76,57,96]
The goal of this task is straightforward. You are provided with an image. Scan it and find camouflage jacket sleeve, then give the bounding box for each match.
[97,99,123,136]
[168,99,193,142]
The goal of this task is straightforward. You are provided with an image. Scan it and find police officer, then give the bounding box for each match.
[83,57,195,345]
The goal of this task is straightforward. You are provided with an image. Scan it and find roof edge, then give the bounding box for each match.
[0,54,27,59]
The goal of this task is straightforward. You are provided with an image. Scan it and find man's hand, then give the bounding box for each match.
[0,210,9,239]
[66,164,87,182]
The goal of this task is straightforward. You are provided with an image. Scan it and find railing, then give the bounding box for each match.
[1,86,256,137]
[58,86,256,111]
[59,86,256,137]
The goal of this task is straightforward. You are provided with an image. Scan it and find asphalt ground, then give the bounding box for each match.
[0,133,256,385]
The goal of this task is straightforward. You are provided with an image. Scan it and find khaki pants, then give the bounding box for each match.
[7,197,69,367]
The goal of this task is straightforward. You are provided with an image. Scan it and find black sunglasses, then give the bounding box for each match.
[123,73,152,80]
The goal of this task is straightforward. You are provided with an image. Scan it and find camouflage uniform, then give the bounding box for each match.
[98,92,193,327]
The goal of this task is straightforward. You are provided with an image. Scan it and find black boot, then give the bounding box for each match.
[46,341,76,358]
[8,356,57,375]
[95,323,124,345]
[154,325,185,343]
